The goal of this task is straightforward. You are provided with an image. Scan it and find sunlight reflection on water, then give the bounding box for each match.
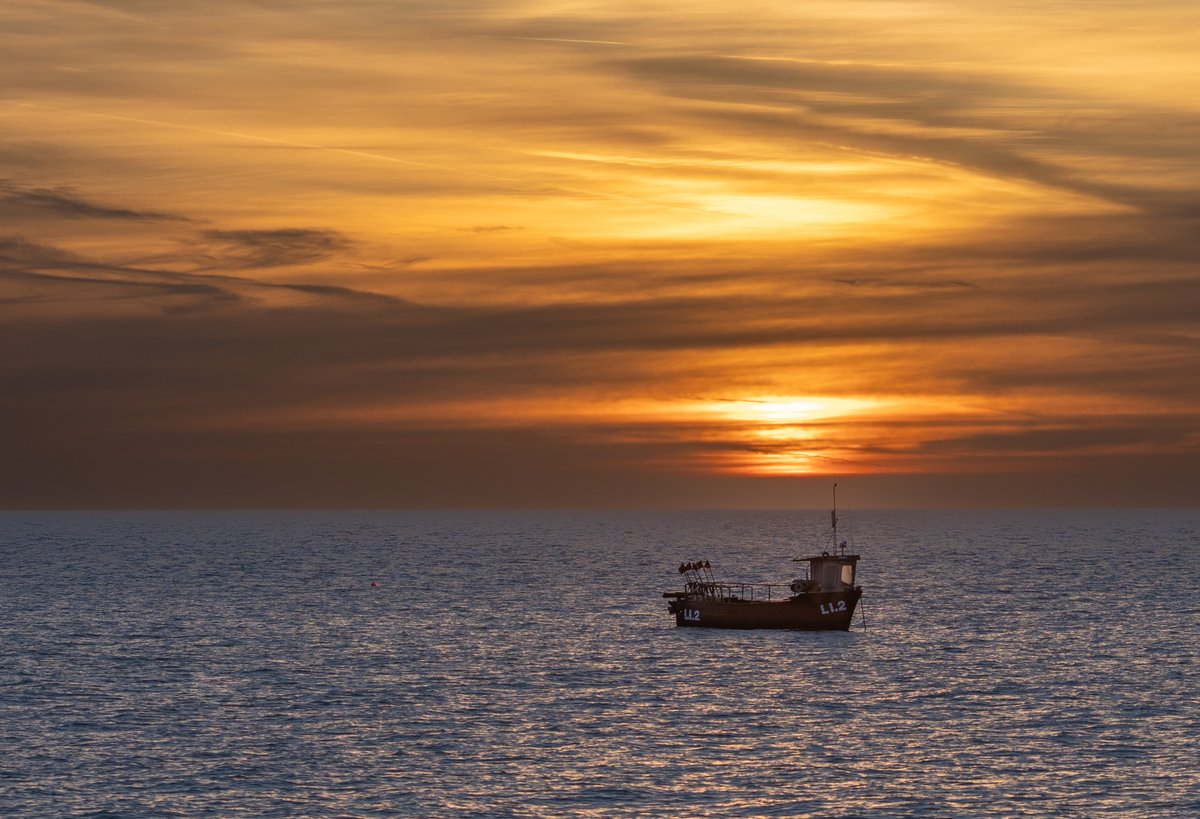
[1,509,1198,816]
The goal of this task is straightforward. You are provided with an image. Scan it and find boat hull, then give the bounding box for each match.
[668,589,862,630]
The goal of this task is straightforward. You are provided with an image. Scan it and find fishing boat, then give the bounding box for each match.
[663,487,863,630]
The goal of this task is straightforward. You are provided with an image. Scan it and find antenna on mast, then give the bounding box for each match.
[831,482,838,547]
[831,482,846,555]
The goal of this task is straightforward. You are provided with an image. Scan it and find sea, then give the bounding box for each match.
[1,509,1197,817]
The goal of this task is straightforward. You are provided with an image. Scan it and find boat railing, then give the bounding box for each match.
[685,581,794,602]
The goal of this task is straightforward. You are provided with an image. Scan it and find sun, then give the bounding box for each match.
[686,395,879,475]
[700,396,877,424]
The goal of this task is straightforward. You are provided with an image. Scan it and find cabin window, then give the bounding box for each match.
[822,564,840,589]
[841,564,855,586]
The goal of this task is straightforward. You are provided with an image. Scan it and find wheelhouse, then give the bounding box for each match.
[793,552,860,594]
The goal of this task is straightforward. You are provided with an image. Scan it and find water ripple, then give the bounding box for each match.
[2,509,1198,816]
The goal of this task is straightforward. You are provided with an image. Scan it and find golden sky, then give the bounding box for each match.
[3,0,1199,507]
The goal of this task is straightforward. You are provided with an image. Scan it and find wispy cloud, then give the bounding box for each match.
[1,230,407,311]
[197,229,353,269]
[0,180,186,221]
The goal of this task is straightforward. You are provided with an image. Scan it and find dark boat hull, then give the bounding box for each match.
[668,589,862,630]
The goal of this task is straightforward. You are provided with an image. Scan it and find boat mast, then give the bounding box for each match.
[832,482,846,555]
[831,482,838,551]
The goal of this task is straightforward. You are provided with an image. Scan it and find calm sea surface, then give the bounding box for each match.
[1,509,1198,817]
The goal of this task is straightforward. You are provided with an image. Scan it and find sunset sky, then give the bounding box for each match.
[3,0,1198,507]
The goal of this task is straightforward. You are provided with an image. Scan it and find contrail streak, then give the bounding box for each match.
[9,100,722,216]
[11,101,515,181]
[504,36,631,46]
